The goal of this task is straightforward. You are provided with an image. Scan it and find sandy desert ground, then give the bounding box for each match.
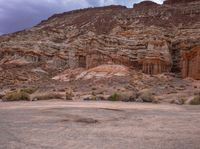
[0,101,200,149]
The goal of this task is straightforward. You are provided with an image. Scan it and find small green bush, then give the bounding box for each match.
[108,93,131,101]
[108,93,121,101]
[3,91,30,101]
[32,92,63,101]
[189,95,200,105]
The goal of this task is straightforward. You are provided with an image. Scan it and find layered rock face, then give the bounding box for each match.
[0,0,200,82]
[139,40,172,75]
[181,46,200,80]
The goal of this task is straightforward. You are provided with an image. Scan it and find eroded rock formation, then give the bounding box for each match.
[140,40,172,75]
[0,0,200,82]
[181,46,200,80]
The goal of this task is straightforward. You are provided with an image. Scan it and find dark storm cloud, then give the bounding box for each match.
[0,0,92,34]
[0,0,163,35]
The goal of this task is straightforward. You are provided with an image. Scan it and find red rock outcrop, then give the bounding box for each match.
[139,40,172,75]
[0,0,200,84]
[181,46,200,80]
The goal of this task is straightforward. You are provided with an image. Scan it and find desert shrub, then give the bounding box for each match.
[109,91,138,103]
[189,95,200,105]
[83,96,105,101]
[65,91,73,100]
[20,87,37,94]
[139,91,155,102]
[108,93,121,101]
[123,92,138,102]
[0,93,5,99]
[107,93,129,101]
[3,91,30,101]
[32,92,63,101]
[180,98,185,104]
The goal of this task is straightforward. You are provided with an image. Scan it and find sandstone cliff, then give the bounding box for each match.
[0,0,200,87]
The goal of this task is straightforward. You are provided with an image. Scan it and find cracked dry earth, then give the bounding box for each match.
[0,101,200,149]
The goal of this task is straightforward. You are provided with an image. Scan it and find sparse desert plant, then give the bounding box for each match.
[107,93,135,102]
[128,92,139,102]
[139,90,155,102]
[32,92,63,101]
[108,93,121,101]
[83,95,105,101]
[0,93,5,99]
[107,93,129,101]
[3,91,30,101]
[189,95,200,105]
[65,91,73,100]
[179,98,186,104]
[20,87,37,94]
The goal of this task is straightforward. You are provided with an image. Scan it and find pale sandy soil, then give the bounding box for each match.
[0,101,200,149]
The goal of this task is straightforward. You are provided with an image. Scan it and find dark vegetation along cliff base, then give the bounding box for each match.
[0,0,200,104]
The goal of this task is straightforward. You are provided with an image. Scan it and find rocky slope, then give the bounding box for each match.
[0,0,200,103]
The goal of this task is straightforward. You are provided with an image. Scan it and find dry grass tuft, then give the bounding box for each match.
[107,93,129,101]
[139,91,155,102]
[189,95,200,105]
[3,91,30,101]
[31,92,63,101]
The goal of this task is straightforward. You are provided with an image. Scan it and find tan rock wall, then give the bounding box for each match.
[140,40,172,75]
[182,47,200,80]
[142,58,171,75]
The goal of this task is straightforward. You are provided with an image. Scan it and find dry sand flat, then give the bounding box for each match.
[0,101,200,149]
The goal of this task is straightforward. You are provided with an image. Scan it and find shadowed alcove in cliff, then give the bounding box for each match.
[181,46,200,80]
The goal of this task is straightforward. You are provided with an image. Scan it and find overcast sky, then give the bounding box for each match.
[0,0,163,35]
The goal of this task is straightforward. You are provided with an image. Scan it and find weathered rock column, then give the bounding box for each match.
[181,47,200,80]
